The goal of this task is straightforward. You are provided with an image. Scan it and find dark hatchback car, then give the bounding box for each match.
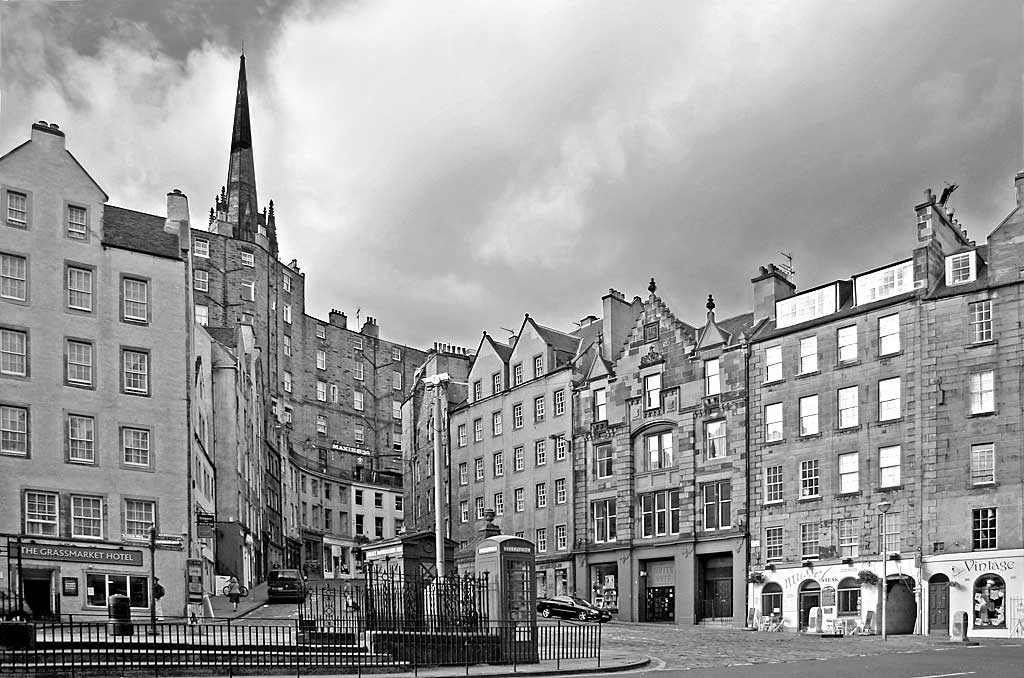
[267,569,306,603]
[537,595,611,622]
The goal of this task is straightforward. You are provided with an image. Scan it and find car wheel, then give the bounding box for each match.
[578,611,587,621]
[541,608,551,618]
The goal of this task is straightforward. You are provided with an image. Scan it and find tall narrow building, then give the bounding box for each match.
[0,122,193,618]
[191,56,426,579]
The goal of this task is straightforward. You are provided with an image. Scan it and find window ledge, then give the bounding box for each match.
[763,501,784,508]
[836,491,861,499]
[878,485,903,492]
[795,370,820,380]
[878,350,903,360]
[876,417,904,426]
[970,481,998,489]
[836,425,861,433]
[798,495,822,503]
[835,359,861,369]
[764,439,786,447]
[799,432,822,440]
[763,379,785,387]
[968,411,998,418]
[966,340,997,350]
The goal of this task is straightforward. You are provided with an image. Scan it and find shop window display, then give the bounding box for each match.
[973,574,1006,628]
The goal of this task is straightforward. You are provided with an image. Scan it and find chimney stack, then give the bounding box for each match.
[30,121,66,153]
[602,288,637,360]
[751,264,796,324]
[329,309,347,329]
[361,316,379,339]
[165,189,191,251]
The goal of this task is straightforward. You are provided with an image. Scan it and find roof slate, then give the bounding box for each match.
[532,320,581,356]
[102,205,181,260]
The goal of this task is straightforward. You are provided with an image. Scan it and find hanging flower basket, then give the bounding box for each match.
[747,571,766,584]
[857,570,879,585]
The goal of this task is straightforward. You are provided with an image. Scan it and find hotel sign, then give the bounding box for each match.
[16,543,144,566]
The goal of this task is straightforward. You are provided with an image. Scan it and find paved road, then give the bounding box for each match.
[235,608,1024,677]
[599,622,983,669]
[609,642,1023,678]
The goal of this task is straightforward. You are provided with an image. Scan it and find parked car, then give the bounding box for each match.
[267,569,306,603]
[537,595,611,622]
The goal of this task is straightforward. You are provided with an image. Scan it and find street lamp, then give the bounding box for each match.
[877,500,891,641]
[148,525,158,636]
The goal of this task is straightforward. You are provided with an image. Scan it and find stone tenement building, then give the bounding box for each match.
[191,56,427,578]
[401,342,474,557]
[0,122,193,618]
[413,176,1024,637]
[745,182,1024,638]
[573,286,754,624]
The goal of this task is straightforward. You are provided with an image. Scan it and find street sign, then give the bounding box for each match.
[197,513,215,539]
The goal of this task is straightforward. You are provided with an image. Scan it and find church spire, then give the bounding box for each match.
[225,54,258,242]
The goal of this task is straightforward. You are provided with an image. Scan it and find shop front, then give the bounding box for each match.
[322,536,351,579]
[535,557,573,599]
[2,535,185,620]
[750,559,920,634]
[922,549,1023,638]
[589,562,619,614]
[641,558,676,622]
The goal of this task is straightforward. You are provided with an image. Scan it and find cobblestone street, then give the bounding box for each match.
[601,623,979,669]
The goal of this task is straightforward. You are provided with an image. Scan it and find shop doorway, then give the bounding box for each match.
[642,559,676,622]
[22,569,54,619]
[798,580,821,630]
[645,586,674,622]
[928,574,950,635]
[698,554,733,621]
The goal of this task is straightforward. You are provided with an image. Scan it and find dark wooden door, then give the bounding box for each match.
[701,578,733,619]
[928,583,949,635]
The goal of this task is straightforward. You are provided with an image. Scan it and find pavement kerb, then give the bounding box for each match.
[406,657,651,678]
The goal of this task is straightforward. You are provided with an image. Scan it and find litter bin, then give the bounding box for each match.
[107,594,134,636]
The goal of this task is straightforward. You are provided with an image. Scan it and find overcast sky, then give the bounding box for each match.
[2,0,1020,349]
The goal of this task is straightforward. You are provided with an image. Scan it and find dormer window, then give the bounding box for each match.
[946,251,976,286]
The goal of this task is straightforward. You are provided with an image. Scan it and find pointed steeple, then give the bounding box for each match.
[225,54,258,243]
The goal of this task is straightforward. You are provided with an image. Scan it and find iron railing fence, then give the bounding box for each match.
[0,617,601,674]
[356,565,490,630]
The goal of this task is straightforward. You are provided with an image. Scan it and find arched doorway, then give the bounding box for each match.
[885,575,917,635]
[798,579,820,630]
[973,574,1006,629]
[927,573,950,635]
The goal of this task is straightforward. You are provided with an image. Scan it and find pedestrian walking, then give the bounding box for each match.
[227,576,242,612]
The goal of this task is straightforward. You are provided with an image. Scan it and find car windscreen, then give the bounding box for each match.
[268,571,300,581]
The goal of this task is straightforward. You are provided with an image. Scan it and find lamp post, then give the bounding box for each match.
[149,525,158,636]
[877,500,891,641]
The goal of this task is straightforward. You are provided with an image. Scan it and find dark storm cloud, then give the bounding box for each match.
[1,0,1019,348]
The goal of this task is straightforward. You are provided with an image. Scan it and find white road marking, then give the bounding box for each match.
[910,672,975,678]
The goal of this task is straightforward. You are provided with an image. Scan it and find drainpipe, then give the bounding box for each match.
[742,338,752,627]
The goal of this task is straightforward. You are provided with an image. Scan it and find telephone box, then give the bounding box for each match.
[475,535,538,663]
